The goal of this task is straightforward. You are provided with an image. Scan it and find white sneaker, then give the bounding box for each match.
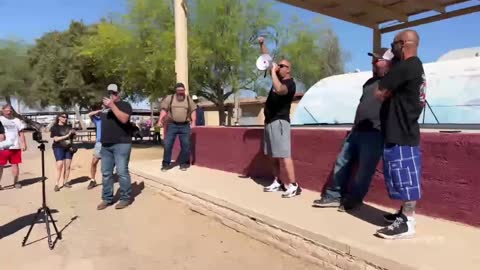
[281,183,302,198]
[263,179,284,192]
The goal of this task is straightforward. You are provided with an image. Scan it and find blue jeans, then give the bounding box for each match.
[162,122,191,166]
[101,143,132,203]
[325,131,384,202]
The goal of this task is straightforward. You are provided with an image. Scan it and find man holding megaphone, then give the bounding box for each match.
[258,37,301,198]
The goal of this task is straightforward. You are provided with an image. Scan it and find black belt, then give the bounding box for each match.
[172,121,189,125]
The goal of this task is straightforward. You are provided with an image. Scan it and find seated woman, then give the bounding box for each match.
[50,113,76,191]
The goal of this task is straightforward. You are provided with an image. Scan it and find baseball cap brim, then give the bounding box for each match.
[367,48,394,61]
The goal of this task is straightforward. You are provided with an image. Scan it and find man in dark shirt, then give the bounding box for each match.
[374,30,426,240]
[258,37,301,198]
[97,84,134,210]
[313,47,393,210]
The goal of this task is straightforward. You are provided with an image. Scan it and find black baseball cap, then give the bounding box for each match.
[175,83,185,90]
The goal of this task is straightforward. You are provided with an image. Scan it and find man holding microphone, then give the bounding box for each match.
[259,37,301,198]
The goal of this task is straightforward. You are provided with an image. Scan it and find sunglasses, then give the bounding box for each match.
[108,91,119,96]
[60,115,67,118]
[279,64,289,68]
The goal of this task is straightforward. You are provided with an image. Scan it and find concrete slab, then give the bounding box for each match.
[130,160,480,270]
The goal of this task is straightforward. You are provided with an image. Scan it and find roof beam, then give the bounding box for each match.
[363,0,409,22]
[418,0,446,13]
[278,0,374,27]
[380,4,480,33]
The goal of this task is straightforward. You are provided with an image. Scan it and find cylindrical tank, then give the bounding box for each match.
[292,57,480,125]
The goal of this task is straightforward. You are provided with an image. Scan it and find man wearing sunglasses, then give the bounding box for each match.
[313,48,393,211]
[97,84,134,210]
[258,37,301,198]
[374,29,426,239]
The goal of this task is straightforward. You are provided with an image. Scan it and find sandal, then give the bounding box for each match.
[64,182,72,188]
[54,185,60,192]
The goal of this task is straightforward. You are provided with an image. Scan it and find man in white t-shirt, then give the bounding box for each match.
[0,104,27,190]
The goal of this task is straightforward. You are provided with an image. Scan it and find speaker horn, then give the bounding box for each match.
[256,54,273,71]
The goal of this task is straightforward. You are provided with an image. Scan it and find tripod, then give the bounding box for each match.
[422,100,440,124]
[22,141,62,249]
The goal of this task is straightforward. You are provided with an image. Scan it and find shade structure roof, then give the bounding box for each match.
[278,0,480,33]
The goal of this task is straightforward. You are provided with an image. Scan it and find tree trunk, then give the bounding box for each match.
[218,102,226,126]
[75,104,87,130]
[233,90,240,125]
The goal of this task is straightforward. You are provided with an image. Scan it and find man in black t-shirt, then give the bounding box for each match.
[258,37,301,198]
[374,30,426,240]
[313,48,392,210]
[97,84,134,210]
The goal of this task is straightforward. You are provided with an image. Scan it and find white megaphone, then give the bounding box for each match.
[256,54,274,71]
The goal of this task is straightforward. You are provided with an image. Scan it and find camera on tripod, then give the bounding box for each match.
[32,130,45,143]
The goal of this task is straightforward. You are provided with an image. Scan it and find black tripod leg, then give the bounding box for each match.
[22,208,42,246]
[44,209,54,249]
[46,207,62,240]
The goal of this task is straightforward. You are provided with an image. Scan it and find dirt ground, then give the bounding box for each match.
[0,133,317,270]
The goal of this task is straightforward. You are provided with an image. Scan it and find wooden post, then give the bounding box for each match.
[373,26,381,52]
[174,0,189,95]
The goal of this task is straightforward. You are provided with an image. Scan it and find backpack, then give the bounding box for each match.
[167,94,192,122]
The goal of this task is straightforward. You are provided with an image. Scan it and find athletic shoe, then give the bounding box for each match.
[338,199,363,212]
[263,179,284,192]
[376,213,416,239]
[384,206,403,223]
[281,183,302,198]
[312,196,341,208]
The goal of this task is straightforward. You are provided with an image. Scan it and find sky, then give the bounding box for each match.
[1,0,479,73]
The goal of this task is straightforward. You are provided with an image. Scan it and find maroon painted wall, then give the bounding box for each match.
[173,127,480,227]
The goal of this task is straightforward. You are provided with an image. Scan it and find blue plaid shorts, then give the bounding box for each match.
[383,144,422,201]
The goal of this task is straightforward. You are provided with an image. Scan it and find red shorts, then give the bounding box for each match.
[0,149,22,165]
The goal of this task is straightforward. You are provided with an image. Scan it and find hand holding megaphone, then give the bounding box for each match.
[256,54,274,71]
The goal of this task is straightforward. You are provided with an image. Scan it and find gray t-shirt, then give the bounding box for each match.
[353,77,382,132]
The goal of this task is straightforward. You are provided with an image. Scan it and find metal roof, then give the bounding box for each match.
[278,0,480,33]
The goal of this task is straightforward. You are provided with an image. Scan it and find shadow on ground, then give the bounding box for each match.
[0,209,61,239]
[113,181,145,203]
[69,176,90,186]
[345,204,391,227]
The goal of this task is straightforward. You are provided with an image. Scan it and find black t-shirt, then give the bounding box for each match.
[0,121,4,134]
[50,124,74,148]
[353,77,382,132]
[379,56,426,146]
[100,101,133,144]
[264,78,296,124]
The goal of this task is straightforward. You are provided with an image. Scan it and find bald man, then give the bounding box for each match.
[258,37,301,198]
[374,29,426,239]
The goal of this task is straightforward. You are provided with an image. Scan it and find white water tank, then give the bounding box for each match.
[292,56,480,125]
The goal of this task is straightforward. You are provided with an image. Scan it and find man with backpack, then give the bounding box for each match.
[157,83,197,171]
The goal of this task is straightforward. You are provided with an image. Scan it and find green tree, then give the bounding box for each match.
[275,16,348,91]
[29,21,106,112]
[0,40,35,107]
[188,0,279,125]
[80,0,176,102]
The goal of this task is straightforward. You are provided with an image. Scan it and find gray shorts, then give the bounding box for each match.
[263,119,291,158]
[93,142,102,159]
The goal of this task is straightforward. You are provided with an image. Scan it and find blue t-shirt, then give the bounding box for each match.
[92,116,101,142]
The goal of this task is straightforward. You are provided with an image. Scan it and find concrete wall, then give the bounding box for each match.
[174,127,480,227]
